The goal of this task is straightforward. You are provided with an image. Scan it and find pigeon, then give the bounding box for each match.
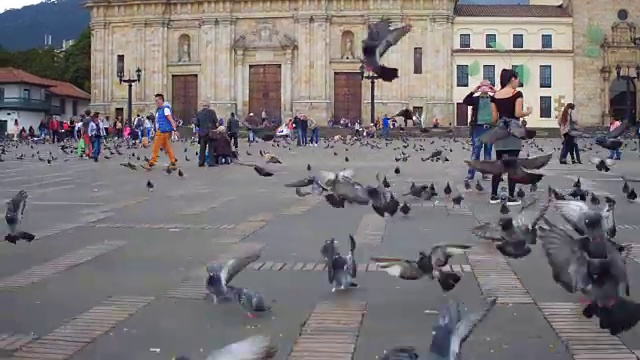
[590,156,614,172]
[538,218,638,335]
[307,164,311,171]
[4,190,35,244]
[373,244,471,292]
[428,298,497,360]
[379,346,418,360]
[206,247,262,304]
[361,19,412,82]
[444,182,452,197]
[622,180,630,194]
[146,180,154,191]
[320,238,337,261]
[478,118,527,144]
[516,187,526,199]
[475,180,484,192]
[185,335,277,360]
[325,234,358,292]
[590,193,601,206]
[394,165,400,175]
[233,287,270,318]
[399,201,411,215]
[499,194,510,215]
[403,181,428,198]
[552,200,612,244]
[595,137,623,151]
[178,169,184,178]
[120,162,137,170]
[451,194,464,207]
[324,193,346,208]
[603,196,617,239]
[463,179,471,190]
[465,153,552,176]
[627,188,637,201]
[261,152,282,164]
[254,165,274,177]
[472,199,549,257]
[295,187,311,197]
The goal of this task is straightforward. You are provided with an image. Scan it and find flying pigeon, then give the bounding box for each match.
[206,247,262,304]
[361,19,412,82]
[478,118,528,144]
[177,335,277,360]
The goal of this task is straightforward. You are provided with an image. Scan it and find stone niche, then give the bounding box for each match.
[169,29,199,64]
[330,20,366,62]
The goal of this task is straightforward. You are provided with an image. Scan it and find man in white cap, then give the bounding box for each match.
[463,80,495,181]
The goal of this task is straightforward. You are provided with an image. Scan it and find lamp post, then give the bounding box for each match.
[614,64,640,125]
[117,65,142,126]
[359,64,379,125]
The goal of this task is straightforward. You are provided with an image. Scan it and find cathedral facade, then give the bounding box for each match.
[87,0,456,125]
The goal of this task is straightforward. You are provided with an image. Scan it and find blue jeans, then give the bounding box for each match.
[608,149,621,160]
[145,128,151,138]
[467,125,493,179]
[381,127,390,138]
[248,130,255,143]
[311,128,319,144]
[299,127,308,145]
[91,137,102,159]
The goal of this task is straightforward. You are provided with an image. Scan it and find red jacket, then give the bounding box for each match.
[49,119,59,131]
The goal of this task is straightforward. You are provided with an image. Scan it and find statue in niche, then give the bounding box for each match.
[341,31,355,59]
[178,34,191,62]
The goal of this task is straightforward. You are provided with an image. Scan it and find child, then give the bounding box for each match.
[608,118,622,160]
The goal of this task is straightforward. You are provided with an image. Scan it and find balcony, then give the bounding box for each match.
[0,97,55,113]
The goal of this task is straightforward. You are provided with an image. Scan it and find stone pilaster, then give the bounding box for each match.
[311,15,329,100]
[235,49,244,116]
[283,49,293,116]
[295,16,311,100]
[133,20,146,102]
[90,21,107,104]
[217,17,234,102]
[145,19,167,101]
[200,18,216,102]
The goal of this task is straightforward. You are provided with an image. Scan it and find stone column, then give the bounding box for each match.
[145,19,166,101]
[200,18,216,102]
[133,20,146,102]
[284,49,293,115]
[235,49,244,116]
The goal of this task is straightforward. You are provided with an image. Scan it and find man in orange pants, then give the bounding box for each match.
[142,94,178,171]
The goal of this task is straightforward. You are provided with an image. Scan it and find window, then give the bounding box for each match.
[456,65,469,87]
[116,54,125,77]
[60,98,66,114]
[0,88,4,102]
[412,106,423,119]
[511,65,524,87]
[413,47,423,74]
[483,65,496,86]
[459,34,471,49]
[541,34,553,49]
[72,100,78,116]
[512,34,524,49]
[540,96,552,118]
[485,34,497,48]
[617,9,628,21]
[22,89,30,99]
[539,65,552,88]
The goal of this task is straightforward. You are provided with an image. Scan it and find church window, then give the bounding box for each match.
[512,34,524,49]
[540,96,552,118]
[485,34,496,49]
[456,65,469,87]
[459,34,471,48]
[541,34,553,49]
[539,65,552,88]
[413,47,423,74]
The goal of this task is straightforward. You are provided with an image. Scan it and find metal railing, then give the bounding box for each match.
[0,97,54,112]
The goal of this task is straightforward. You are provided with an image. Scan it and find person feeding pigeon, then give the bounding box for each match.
[463,80,495,182]
[488,69,532,205]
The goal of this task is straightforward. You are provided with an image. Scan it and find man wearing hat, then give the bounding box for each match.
[195,101,218,167]
[463,80,495,181]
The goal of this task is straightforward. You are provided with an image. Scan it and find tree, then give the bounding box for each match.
[60,27,90,91]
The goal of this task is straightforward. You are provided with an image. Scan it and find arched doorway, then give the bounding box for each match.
[609,78,636,121]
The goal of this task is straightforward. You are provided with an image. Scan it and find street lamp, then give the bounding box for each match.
[116,58,142,126]
[359,63,379,125]
[614,64,640,125]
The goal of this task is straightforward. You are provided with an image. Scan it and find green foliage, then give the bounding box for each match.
[488,41,507,53]
[512,64,531,86]
[584,22,603,59]
[0,27,91,92]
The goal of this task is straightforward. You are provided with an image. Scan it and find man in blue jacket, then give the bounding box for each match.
[142,94,178,171]
[464,80,494,181]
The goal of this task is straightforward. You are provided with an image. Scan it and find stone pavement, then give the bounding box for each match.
[0,137,638,360]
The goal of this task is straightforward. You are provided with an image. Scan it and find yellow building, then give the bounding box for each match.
[86,0,458,125]
[452,4,574,128]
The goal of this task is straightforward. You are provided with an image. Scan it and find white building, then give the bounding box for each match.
[0,68,90,136]
[452,4,574,128]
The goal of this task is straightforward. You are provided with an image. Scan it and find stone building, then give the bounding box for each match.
[452,4,574,128]
[87,0,457,125]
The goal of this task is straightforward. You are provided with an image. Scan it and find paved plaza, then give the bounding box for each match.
[0,136,639,359]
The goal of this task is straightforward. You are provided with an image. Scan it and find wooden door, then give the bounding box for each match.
[333,72,362,122]
[172,75,198,123]
[455,102,469,126]
[249,65,282,121]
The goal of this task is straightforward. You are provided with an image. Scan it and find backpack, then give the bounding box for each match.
[476,96,492,125]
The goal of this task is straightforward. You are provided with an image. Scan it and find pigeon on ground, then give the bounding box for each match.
[361,19,412,82]
[590,156,614,172]
[4,190,35,244]
[627,188,637,201]
[206,247,262,303]
[233,287,270,318]
[403,181,428,198]
[472,199,548,256]
[379,346,418,360]
[399,201,411,215]
[178,335,277,360]
[254,165,274,177]
[146,180,154,191]
[428,298,497,360]
[325,234,358,292]
[120,162,137,170]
